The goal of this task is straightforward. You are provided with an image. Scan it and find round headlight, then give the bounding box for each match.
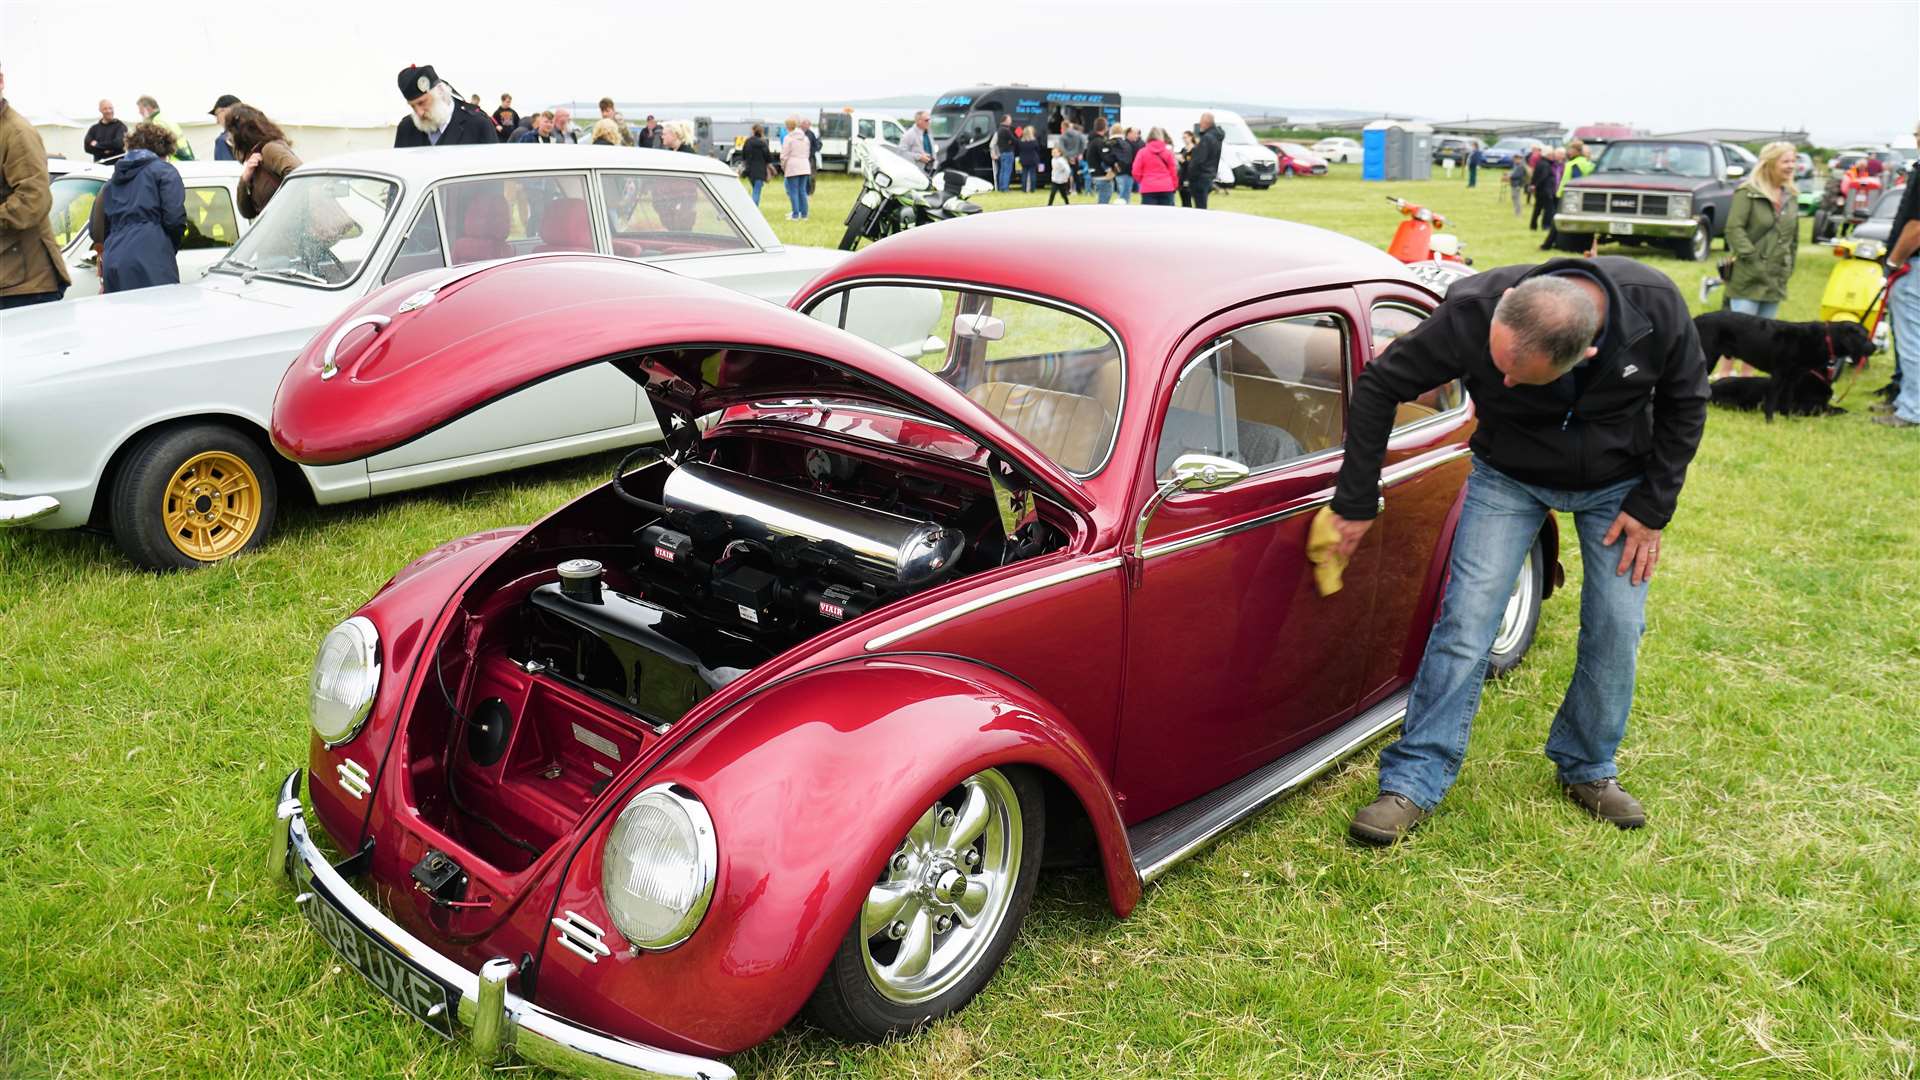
[308,616,380,746]
[602,784,716,951]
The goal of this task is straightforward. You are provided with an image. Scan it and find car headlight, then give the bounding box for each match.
[1561,191,1579,213]
[602,783,716,951]
[1670,194,1691,218]
[1855,238,1886,260]
[309,616,380,746]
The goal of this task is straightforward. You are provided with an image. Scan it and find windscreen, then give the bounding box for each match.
[1218,117,1260,146]
[217,174,398,286]
[806,284,1123,475]
[1596,142,1713,178]
[929,110,965,141]
[49,176,103,249]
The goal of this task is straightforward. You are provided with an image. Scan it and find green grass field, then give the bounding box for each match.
[3,167,1916,1079]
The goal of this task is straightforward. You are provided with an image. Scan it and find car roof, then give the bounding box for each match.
[58,160,243,182]
[293,144,736,182]
[804,206,1420,396]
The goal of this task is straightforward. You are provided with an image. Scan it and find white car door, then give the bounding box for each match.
[364,173,646,493]
[58,181,246,299]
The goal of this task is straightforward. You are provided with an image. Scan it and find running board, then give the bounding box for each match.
[1129,690,1411,883]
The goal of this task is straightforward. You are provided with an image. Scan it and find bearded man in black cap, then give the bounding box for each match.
[393,65,498,148]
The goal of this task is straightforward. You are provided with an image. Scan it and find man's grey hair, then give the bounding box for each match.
[1493,277,1601,371]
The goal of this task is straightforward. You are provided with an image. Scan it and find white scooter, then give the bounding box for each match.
[838,140,991,251]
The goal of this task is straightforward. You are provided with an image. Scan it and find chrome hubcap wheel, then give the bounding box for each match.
[1691,223,1709,261]
[859,769,1021,1005]
[1492,556,1536,656]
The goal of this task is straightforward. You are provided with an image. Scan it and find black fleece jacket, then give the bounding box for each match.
[1331,256,1709,530]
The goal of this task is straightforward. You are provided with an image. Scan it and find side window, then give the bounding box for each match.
[1370,304,1464,426]
[857,119,875,139]
[1158,313,1348,479]
[383,193,446,283]
[440,173,592,267]
[599,172,749,257]
[180,187,240,250]
[50,178,104,248]
[882,121,903,144]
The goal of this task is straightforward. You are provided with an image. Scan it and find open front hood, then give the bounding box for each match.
[270,254,1089,507]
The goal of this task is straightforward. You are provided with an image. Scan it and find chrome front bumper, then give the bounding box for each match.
[1549,212,1696,238]
[0,495,60,526]
[272,770,734,1080]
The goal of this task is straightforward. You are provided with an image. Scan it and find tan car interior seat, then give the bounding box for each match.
[965,382,1112,473]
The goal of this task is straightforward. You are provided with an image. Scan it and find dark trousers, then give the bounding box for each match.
[0,285,66,309]
[1048,181,1071,205]
[1467,162,1478,187]
[1188,182,1210,210]
[1530,189,1553,229]
[1141,191,1176,206]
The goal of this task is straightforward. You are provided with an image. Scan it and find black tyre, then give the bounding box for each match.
[1677,214,1712,261]
[109,424,278,571]
[838,202,873,251]
[805,767,1044,1042]
[1486,539,1546,677]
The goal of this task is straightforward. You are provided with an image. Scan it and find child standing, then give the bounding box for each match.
[1047,146,1072,205]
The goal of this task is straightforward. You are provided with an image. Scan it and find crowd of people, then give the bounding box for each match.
[975,111,1226,209]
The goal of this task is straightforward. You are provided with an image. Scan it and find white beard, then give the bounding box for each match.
[410,86,454,134]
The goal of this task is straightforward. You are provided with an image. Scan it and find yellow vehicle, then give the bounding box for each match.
[1820,235,1891,345]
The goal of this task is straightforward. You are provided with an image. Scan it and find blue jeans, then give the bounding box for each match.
[996,153,1014,192]
[1728,297,1780,319]
[1140,191,1175,206]
[1115,174,1134,203]
[1888,266,1920,423]
[1093,177,1114,204]
[784,175,809,219]
[749,178,764,205]
[1378,459,1650,810]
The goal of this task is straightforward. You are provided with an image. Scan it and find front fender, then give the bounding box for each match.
[531,653,1138,1056]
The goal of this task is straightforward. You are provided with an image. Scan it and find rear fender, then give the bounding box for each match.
[530,653,1137,1055]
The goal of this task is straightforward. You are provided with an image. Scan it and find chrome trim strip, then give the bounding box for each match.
[0,495,60,526]
[863,558,1124,650]
[1140,497,1331,561]
[797,275,1127,481]
[1137,698,1410,883]
[1380,446,1473,490]
[274,771,734,1080]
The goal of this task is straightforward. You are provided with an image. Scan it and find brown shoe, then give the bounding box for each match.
[1349,792,1429,845]
[1564,778,1646,829]
[1872,413,1919,429]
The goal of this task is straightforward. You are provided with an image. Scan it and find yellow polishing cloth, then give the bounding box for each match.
[1307,507,1349,597]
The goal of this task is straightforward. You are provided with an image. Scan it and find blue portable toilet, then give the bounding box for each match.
[1362,125,1388,180]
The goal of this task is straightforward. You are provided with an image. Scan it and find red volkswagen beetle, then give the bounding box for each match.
[269,207,1558,1078]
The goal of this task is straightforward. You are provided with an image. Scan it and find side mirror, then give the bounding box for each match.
[1170,452,1249,492]
[1726,165,1746,179]
[1134,453,1249,558]
[952,313,1005,341]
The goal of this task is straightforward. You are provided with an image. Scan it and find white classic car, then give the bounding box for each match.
[1310,137,1361,164]
[0,144,842,569]
[49,160,252,299]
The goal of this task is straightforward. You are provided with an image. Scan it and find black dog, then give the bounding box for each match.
[1693,312,1875,421]
[1709,374,1846,417]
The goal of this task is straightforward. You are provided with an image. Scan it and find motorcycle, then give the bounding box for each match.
[1821,234,1897,353]
[839,140,990,251]
[1383,196,1475,294]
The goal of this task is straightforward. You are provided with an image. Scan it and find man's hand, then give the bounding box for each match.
[1603,511,1661,586]
[1325,512,1373,560]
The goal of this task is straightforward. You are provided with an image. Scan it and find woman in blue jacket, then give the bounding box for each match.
[87,123,186,292]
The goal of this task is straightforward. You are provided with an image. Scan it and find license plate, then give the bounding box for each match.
[1611,221,1635,235]
[300,868,459,1038]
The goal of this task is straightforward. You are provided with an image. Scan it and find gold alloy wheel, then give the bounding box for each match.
[162,450,261,561]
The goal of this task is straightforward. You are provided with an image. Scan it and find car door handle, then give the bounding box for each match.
[320,314,391,381]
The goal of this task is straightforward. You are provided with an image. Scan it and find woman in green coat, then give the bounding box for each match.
[1717,142,1800,376]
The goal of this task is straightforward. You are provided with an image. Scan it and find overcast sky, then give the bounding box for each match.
[4,0,1915,145]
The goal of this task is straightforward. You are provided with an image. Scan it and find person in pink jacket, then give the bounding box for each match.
[779,115,813,220]
[1131,127,1180,206]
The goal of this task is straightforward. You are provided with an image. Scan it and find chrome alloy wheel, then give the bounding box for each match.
[859,769,1021,1005]
[1492,555,1537,657]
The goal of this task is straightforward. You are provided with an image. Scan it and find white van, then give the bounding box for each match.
[818,110,909,172]
[1117,107,1278,189]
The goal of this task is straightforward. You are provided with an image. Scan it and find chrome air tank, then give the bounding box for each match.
[660,461,963,588]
